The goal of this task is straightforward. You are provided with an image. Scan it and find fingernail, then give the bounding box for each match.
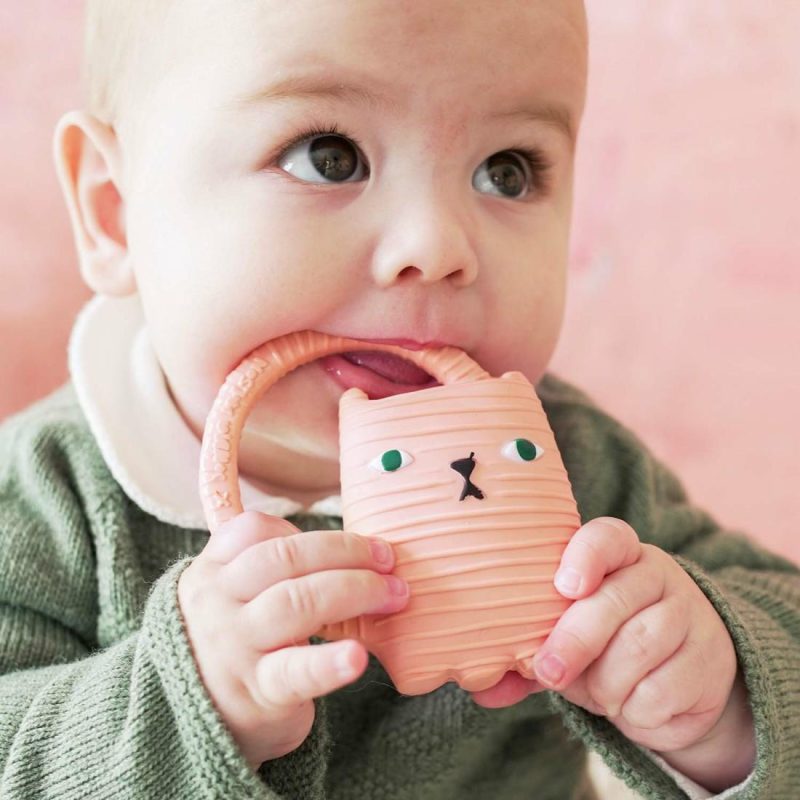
[370,538,393,567]
[555,567,582,595]
[534,653,566,686]
[335,643,356,678]
[385,575,409,596]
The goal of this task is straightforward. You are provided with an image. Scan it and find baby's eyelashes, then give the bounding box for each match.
[274,126,550,201]
[278,126,367,184]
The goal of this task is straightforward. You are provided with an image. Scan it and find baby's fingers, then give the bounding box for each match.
[554,517,642,599]
[582,591,691,718]
[203,511,302,565]
[611,634,736,751]
[222,529,395,602]
[254,640,368,713]
[533,547,666,690]
[242,569,409,651]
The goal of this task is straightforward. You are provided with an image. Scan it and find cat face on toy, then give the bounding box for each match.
[370,429,544,502]
[339,371,569,537]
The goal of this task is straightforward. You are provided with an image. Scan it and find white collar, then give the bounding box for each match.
[67,294,342,530]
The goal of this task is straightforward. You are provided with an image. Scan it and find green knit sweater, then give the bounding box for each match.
[1,373,798,800]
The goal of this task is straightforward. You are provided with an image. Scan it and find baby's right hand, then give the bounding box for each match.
[177,510,409,770]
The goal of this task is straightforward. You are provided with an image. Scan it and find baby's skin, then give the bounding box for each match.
[178,512,755,790]
[177,511,410,770]
[473,517,757,792]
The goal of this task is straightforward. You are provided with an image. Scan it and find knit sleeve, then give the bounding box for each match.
[0,411,331,799]
[537,373,800,800]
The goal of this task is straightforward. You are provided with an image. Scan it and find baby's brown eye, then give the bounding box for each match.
[278,134,366,183]
[473,153,529,199]
[309,136,357,181]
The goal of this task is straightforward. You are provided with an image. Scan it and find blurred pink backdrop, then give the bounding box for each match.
[1,2,798,561]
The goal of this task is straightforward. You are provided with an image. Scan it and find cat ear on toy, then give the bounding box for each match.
[499,370,532,384]
[340,386,368,404]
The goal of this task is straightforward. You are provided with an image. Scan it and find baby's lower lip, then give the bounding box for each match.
[318,354,440,399]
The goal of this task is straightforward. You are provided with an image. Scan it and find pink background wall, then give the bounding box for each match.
[2,3,798,561]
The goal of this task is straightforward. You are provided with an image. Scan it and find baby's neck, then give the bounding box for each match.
[236,433,341,508]
[240,469,340,508]
[166,377,341,510]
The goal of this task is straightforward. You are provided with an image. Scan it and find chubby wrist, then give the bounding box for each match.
[653,669,755,793]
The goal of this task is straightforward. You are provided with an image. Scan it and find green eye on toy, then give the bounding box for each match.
[368,448,415,473]
[501,438,544,463]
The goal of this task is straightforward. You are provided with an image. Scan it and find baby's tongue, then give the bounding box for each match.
[341,350,434,385]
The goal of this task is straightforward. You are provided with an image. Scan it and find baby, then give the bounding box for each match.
[1,0,798,798]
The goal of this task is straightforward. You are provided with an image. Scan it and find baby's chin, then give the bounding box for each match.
[243,388,341,460]
[233,360,343,483]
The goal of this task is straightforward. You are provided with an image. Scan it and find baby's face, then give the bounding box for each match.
[116,0,587,499]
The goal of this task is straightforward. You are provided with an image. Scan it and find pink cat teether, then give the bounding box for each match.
[199,330,581,695]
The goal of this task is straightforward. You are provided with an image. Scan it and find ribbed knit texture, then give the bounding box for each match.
[1,373,798,799]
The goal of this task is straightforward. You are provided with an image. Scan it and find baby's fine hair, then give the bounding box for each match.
[83,0,177,128]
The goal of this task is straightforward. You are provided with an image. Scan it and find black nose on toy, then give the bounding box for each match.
[450,451,485,502]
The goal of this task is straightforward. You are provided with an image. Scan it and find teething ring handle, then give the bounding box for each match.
[198,330,489,534]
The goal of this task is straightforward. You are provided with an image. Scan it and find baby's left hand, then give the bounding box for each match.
[471,517,740,755]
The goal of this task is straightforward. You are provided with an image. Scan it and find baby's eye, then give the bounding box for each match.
[501,438,545,462]
[278,133,368,184]
[368,448,415,473]
[473,151,546,200]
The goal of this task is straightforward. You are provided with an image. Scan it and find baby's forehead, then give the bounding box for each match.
[177,0,587,81]
[118,0,587,148]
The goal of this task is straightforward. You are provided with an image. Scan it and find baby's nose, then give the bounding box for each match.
[370,188,479,290]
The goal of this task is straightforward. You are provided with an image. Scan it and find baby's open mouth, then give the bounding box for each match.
[319,349,440,400]
[340,350,436,385]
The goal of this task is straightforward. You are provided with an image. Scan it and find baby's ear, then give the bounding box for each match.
[52,110,136,297]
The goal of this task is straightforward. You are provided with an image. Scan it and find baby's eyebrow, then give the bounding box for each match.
[232,72,575,147]
[235,72,397,113]
[491,104,575,148]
